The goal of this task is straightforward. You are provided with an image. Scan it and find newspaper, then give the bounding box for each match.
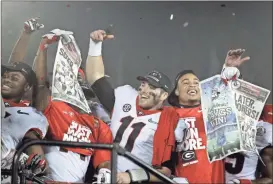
[200,75,243,162]
[200,75,270,163]
[52,34,91,113]
[231,79,270,153]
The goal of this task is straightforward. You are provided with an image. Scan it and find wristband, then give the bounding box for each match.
[88,38,102,56]
[126,169,150,183]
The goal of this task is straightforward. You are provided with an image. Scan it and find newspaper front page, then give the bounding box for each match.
[52,35,91,113]
[231,79,270,152]
[200,75,270,163]
[200,75,242,162]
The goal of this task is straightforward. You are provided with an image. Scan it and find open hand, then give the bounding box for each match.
[225,49,250,67]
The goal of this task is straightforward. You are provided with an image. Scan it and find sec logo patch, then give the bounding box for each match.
[123,104,131,112]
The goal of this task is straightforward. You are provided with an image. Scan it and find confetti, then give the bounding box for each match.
[183,22,189,27]
[232,13,236,16]
[86,7,91,12]
[66,4,70,8]
[170,14,174,20]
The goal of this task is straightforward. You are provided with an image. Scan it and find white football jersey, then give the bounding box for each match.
[111,85,162,172]
[1,106,48,156]
[1,106,48,183]
[225,121,272,182]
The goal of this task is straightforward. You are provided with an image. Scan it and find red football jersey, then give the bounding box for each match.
[92,121,113,169]
[44,100,113,157]
[175,106,225,183]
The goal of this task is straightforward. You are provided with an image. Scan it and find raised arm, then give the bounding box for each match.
[220,49,250,84]
[86,30,115,112]
[9,17,44,63]
[32,33,58,111]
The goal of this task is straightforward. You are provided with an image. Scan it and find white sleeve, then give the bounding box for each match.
[175,118,188,142]
[28,108,49,139]
[114,85,137,99]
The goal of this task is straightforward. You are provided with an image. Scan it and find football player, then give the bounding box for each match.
[85,29,183,184]
[225,104,272,184]
[2,19,48,180]
[1,98,48,183]
[3,17,44,107]
[168,49,250,183]
[33,29,113,183]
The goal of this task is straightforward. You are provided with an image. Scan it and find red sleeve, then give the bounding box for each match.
[93,120,113,169]
[260,104,272,124]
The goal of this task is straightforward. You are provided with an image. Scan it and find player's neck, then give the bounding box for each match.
[179,100,200,108]
[4,96,22,104]
[148,103,163,111]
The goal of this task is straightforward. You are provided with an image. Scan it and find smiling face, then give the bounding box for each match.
[1,71,30,101]
[137,81,168,110]
[175,73,201,106]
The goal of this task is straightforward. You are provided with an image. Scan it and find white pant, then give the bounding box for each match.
[45,146,90,182]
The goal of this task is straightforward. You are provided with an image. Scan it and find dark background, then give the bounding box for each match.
[2,1,272,102]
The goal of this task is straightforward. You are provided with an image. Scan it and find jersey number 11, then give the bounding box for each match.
[114,116,146,152]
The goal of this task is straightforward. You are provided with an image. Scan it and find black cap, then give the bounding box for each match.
[168,70,197,106]
[2,62,37,87]
[137,70,172,93]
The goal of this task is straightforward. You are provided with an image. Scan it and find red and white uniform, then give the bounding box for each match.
[1,106,48,183]
[44,100,112,182]
[225,105,272,182]
[111,85,183,172]
[175,106,225,183]
[111,85,160,171]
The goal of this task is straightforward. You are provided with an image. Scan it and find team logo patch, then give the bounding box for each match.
[181,150,198,166]
[123,104,131,112]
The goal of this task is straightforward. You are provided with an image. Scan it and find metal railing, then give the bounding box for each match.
[10,140,175,184]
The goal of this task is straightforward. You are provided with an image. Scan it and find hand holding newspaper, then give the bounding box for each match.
[51,29,91,113]
[200,75,270,162]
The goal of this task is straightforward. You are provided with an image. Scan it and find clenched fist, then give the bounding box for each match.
[24,17,44,33]
[40,29,73,50]
[90,30,114,42]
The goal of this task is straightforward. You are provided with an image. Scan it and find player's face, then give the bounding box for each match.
[175,73,200,106]
[1,71,29,99]
[138,81,167,110]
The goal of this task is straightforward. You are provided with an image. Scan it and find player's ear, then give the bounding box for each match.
[175,88,179,96]
[160,91,168,101]
[24,83,31,92]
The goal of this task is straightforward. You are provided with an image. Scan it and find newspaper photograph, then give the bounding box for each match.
[200,75,243,163]
[52,34,91,113]
[231,79,270,152]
